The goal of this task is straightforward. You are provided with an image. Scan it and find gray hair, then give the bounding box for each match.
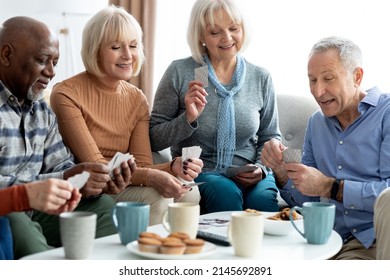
[81,5,145,78]
[309,36,362,73]
[187,0,249,64]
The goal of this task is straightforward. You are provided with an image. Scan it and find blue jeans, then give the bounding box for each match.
[0,216,13,260]
[196,173,279,214]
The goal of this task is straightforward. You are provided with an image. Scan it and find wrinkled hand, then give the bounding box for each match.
[233,165,263,188]
[25,178,81,215]
[105,158,137,194]
[284,163,331,197]
[64,162,110,197]
[147,169,190,200]
[185,81,208,123]
[171,157,203,182]
[261,139,289,186]
[261,139,286,169]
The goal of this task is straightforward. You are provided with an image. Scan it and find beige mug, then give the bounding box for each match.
[228,211,264,257]
[161,202,200,239]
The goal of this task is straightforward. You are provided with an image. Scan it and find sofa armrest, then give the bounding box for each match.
[152,148,172,164]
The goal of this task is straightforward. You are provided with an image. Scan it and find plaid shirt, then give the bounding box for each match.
[0,81,74,188]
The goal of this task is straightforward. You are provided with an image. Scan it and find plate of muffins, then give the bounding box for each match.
[127,231,217,260]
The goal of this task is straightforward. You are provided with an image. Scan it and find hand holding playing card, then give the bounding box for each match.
[174,146,203,185]
[67,171,90,190]
[282,148,302,163]
[108,152,135,177]
[225,165,259,178]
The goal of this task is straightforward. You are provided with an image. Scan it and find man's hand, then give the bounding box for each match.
[105,158,137,194]
[25,178,81,215]
[261,139,289,186]
[284,163,333,197]
[64,163,110,197]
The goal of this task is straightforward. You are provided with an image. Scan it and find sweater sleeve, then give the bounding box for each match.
[0,185,30,216]
[129,96,173,185]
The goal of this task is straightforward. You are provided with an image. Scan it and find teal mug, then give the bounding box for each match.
[112,202,150,245]
[289,202,335,245]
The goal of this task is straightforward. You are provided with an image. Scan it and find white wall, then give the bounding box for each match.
[154,0,390,97]
[2,0,389,97]
[0,0,108,86]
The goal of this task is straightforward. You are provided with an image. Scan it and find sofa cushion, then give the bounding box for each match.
[276,94,319,149]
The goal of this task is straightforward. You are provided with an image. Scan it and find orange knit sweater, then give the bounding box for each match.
[50,72,172,186]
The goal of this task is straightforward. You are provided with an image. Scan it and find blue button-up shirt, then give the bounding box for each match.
[0,81,74,188]
[280,87,390,248]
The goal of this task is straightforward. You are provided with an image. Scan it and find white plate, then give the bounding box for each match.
[263,211,303,236]
[127,241,217,260]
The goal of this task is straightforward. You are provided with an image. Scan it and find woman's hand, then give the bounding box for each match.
[147,169,190,200]
[185,81,208,124]
[233,165,263,188]
[171,157,203,181]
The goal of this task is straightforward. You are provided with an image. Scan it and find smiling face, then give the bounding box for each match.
[0,18,59,103]
[307,49,362,121]
[98,35,138,87]
[201,9,243,64]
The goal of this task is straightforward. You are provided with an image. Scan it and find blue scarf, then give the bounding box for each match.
[204,55,246,172]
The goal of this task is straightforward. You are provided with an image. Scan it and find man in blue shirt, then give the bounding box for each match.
[261,36,390,259]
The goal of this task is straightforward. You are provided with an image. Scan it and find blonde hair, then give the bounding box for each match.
[187,0,249,64]
[81,5,145,77]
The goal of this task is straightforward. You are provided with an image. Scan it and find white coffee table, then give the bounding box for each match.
[22,211,342,260]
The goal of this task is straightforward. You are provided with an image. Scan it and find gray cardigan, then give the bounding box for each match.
[150,56,281,174]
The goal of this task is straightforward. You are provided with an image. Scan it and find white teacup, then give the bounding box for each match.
[228,211,264,257]
[161,202,200,239]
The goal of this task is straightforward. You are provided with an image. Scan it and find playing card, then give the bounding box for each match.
[194,65,208,87]
[182,146,202,161]
[282,148,302,163]
[179,146,203,185]
[67,171,90,190]
[108,152,134,177]
[225,165,259,178]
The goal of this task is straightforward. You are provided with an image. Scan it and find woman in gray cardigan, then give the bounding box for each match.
[150,0,281,214]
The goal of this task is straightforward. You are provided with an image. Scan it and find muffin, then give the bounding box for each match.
[160,240,186,255]
[183,238,205,254]
[139,232,162,241]
[161,236,182,243]
[137,237,162,253]
[168,232,190,241]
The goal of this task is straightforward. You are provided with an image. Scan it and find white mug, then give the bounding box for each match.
[60,211,96,259]
[228,211,264,257]
[161,202,200,239]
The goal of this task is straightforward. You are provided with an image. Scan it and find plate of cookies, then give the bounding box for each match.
[127,231,217,260]
[262,208,303,236]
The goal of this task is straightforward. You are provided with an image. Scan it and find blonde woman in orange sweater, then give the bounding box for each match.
[50,6,203,225]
